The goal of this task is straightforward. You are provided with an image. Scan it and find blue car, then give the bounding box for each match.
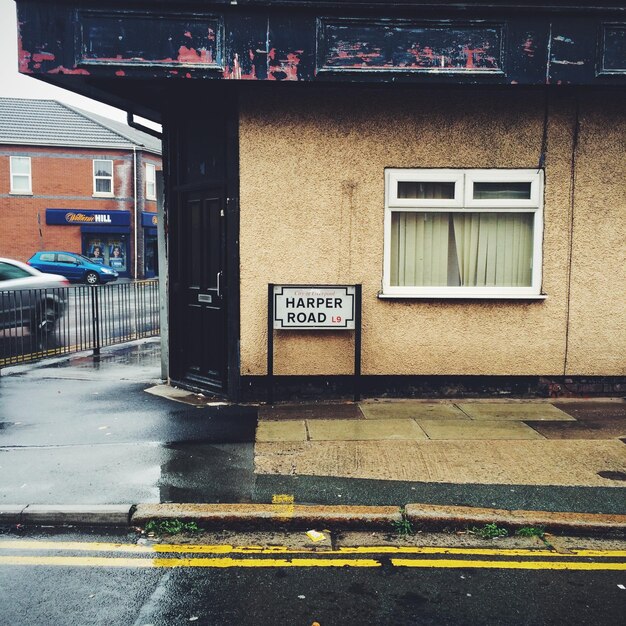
[28,251,119,285]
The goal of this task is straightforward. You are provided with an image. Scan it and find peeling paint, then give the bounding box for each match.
[47,66,90,75]
[320,23,502,72]
[17,37,32,74]
[32,51,55,63]
[553,36,574,44]
[177,45,213,64]
[115,70,125,76]
[551,59,585,66]
[268,49,302,81]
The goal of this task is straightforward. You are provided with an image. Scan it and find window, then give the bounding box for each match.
[57,253,79,264]
[0,261,31,281]
[93,159,113,196]
[10,156,32,194]
[145,163,156,200]
[383,169,544,298]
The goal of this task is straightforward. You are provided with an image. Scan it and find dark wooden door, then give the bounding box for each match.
[179,188,226,391]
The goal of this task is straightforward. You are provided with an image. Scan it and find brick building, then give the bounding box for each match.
[0,98,162,278]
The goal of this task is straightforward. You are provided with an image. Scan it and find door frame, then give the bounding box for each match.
[164,86,241,400]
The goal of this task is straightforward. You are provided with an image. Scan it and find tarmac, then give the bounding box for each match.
[1,338,625,535]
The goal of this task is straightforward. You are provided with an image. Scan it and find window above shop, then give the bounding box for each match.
[93,159,113,196]
[382,168,544,299]
[145,163,156,200]
[10,156,32,194]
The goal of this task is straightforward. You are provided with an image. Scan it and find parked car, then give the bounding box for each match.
[28,251,119,285]
[0,257,69,334]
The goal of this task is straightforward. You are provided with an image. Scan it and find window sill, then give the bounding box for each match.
[378,292,548,301]
[93,193,115,198]
[9,191,33,196]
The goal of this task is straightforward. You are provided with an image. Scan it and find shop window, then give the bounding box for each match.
[93,159,113,196]
[146,163,156,200]
[10,156,31,194]
[383,169,544,298]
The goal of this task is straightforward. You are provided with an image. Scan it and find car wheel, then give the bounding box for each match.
[85,271,100,285]
[31,302,59,334]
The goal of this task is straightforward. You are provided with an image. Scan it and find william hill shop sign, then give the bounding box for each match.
[46,209,131,226]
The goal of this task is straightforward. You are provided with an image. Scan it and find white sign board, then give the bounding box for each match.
[273,285,356,330]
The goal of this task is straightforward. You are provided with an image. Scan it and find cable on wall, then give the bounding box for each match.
[563,91,580,376]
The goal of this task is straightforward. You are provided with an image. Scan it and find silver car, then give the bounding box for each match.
[0,257,69,334]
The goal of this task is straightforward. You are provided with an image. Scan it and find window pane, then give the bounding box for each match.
[94,160,112,176]
[11,175,30,192]
[11,157,30,174]
[391,212,533,287]
[95,178,112,193]
[473,182,531,200]
[397,181,455,199]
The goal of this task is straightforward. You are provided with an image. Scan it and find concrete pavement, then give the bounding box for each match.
[0,338,625,534]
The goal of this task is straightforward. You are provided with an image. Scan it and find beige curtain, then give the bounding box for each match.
[390,212,533,287]
[452,213,533,287]
[390,213,449,286]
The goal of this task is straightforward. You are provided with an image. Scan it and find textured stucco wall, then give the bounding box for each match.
[565,93,626,375]
[238,86,625,377]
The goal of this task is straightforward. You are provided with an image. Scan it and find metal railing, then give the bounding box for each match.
[0,280,160,369]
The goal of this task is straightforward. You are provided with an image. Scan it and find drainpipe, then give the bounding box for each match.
[133,145,138,280]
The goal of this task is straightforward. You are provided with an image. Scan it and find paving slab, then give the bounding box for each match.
[417,419,545,440]
[256,420,307,442]
[255,439,626,486]
[359,402,467,420]
[307,419,428,441]
[527,419,626,440]
[553,401,626,422]
[259,403,362,421]
[457,403,575,421]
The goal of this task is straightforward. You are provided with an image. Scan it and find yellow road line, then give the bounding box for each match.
[1,554,625,571]
[0,556,381,568]
[392,558,626,571]
[1,541,624,559]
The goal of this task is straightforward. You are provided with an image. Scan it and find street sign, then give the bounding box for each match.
[273,285,356,330]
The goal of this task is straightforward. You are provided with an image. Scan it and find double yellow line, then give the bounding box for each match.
[0,541,624,571]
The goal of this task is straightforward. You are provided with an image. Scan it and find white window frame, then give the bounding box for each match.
[145,163,156,200]
[93,159,114,197]
[10,156,32,194]
[382,168,545,299]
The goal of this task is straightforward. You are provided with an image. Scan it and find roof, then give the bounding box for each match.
[0,98,161,154]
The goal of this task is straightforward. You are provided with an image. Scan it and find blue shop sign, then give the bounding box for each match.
[46,209,131,226]
[141,212,158,227]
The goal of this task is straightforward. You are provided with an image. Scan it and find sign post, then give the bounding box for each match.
[267,284,362,404]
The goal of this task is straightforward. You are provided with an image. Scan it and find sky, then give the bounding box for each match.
[0,0,141,124]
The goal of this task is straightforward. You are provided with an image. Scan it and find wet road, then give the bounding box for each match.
[0,341,258,504]
[0,529,625,625]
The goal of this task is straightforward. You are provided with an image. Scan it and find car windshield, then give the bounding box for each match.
[77,254,93,263]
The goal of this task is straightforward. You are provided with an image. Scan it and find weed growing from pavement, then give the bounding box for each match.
[516,526,546,539]
[468,523,509,539]
[145,519,201,536]
[393,508,414,536]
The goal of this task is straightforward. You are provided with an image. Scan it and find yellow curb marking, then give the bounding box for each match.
[392,558,626,571]
[271,494,295,521]
[1,541,625,559]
